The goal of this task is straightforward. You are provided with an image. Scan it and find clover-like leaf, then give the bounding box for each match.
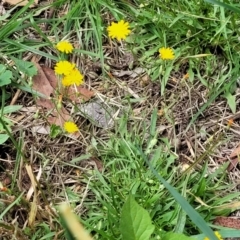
[12,57,37,77]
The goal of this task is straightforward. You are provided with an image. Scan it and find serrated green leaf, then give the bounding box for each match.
[0,134,9,144]
[12,57,37,77]
[162,232,195,240]
[120,195,155,240]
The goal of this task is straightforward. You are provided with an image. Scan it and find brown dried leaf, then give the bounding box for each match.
[228,145,240,172]
[227,157,239,172]
[230,145,240,158]
[3,0,38,7]
[41,66,58,89]
[32,64,70,128]
[32,64,54,109]
[67,86,95,103]
[47,107,70,127]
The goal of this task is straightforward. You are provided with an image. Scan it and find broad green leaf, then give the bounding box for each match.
[12,57,37,77]
[2,105,22,114]
[225,92,236,113]
[120,195,155,240]
[0,64,12,87]
[162,232,195,240]
[0,134,9,144]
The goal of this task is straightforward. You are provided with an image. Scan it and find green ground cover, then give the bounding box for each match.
[0,0,240,239]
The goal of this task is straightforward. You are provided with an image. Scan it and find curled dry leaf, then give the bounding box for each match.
[3,0,38,7]
[76,98,120,129]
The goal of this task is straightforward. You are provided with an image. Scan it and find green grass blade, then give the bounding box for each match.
[139,150,218,240]
[204,0,240,14]
[150,108,158,137]
[4,39,58,61]
[0,192,24,220]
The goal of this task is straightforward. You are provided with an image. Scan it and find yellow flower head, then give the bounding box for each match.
[204,231,223,240]
[62,68,84,87]
[64,121,79,133]
[159,47,175,60]
[54,61,75,75]
[107,20,131,41]
[56,41,74,54]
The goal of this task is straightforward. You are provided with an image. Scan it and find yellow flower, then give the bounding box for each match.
[54,61,75,75]
[159,47,175,60]
[64,121,79,133]
[204,231,223,240]
[56,41,74,54]
[107,20,131,41]
[62,68,84,86]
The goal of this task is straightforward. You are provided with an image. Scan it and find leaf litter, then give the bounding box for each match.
[31,63,94,134]
[77,97,121,129]
[2,2,240,238]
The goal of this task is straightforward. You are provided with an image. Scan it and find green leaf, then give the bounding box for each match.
[12,57,37,77]
[150,108,158,137]
[162,232,195,240]
[0,65,12,87]
[2,105,22,114]
[196,178,206,197]
[141,153,219,240]
[225,92,236,113]
[161,65,173,95]
[120,195,155,240]
[50,124,62,139]
[204,0,240,14]
[0,134,9,144]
